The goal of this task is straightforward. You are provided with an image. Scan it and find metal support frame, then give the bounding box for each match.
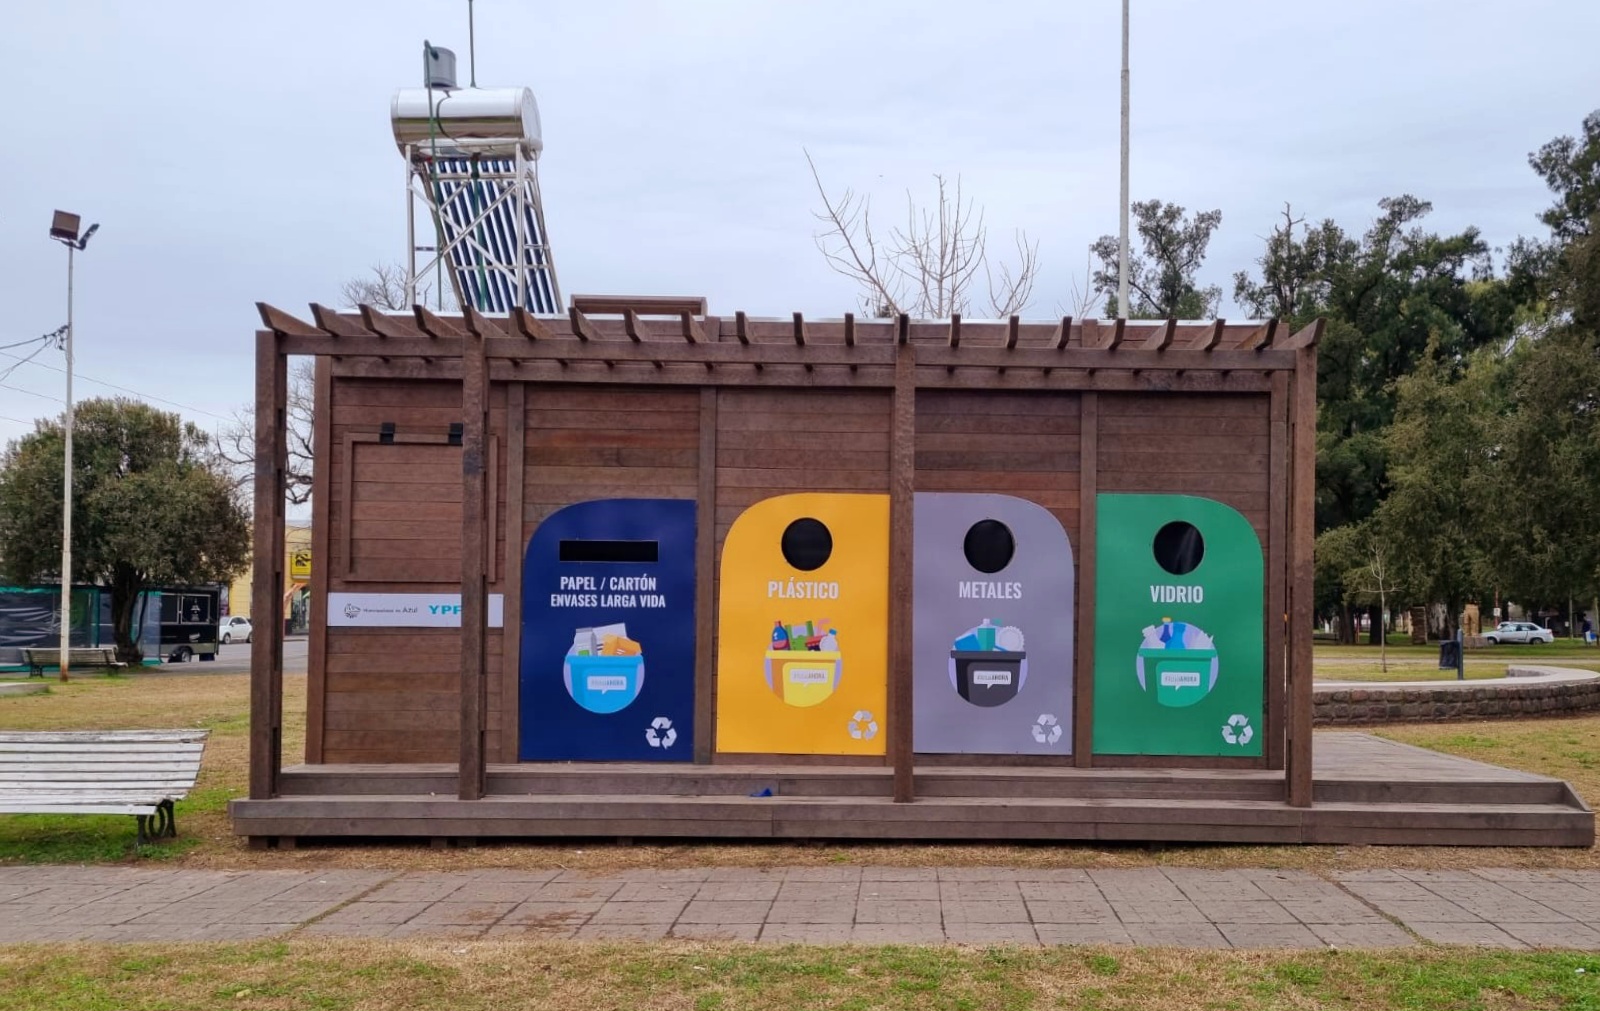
[403,144,561,314]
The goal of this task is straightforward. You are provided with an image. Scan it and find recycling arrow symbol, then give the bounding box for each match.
[1031,713,1063,745]
[848,710,879,740]
[645,716,677,749]
[1221,713,1254,746]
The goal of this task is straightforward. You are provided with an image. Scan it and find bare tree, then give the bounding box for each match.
[1353,537,1401,673]
[806,151,1040,318]
[212,263,428,509]
[341,261,455,312]
[211,360,315,508]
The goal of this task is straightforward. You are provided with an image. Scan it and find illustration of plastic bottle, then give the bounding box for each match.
[819,629,839,652]
[976,618,998,650]
[771,621,790,651]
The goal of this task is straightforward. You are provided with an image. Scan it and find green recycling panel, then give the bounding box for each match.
[1092,493,1263,757]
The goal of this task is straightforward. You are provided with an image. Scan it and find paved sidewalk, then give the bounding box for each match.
[3,865,1599,948]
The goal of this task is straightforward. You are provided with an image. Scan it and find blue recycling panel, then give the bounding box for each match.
[519,499,695,761]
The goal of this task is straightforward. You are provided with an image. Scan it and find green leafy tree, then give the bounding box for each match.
[1091,200,1223,318]
[1374,346,1504,634]
[0,399,251,663]
[1232,203,1354,324]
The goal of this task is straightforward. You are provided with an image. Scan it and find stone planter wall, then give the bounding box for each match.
[1312,677,1600,726]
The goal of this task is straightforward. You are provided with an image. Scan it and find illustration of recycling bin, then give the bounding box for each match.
[1092,493,1263,758]
[913,493,1074,755]
[717,493,888,756]
[519,498,695,762]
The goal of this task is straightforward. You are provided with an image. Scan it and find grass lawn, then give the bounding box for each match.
[1,941,1597,1010]
[2,670,1597,873]
[1315,639,1600,682]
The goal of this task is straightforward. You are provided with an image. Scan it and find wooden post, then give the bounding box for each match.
[694,387,718,763]
[499,382,527,763]
[248,330,286,800]
[889,343,916,802]
[1265,373,1289,770]
[459,328,490,800]
[1073,392,1098,767]
[1286,346,1317,806]
[305,357,333,763]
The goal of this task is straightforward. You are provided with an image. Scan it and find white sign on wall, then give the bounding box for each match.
[328,593,505,628]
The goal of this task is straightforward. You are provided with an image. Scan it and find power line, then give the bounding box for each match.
[0,381,64,403]
[0,412,33,425]
[0,347,231,421]
[0,326,64,352]
[0,339,54,385]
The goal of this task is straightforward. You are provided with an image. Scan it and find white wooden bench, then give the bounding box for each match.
[19,647,127,679]
[0,730,208,845]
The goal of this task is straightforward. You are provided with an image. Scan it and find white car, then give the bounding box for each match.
[1485,621,1554,645]
[219,615,254,644]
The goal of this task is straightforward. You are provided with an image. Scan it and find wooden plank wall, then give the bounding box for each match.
[1095,393,1270,542]
[713,388,893,761]
[313,376,1277,769]
[914,390,1082,544]
[319,378,508,763]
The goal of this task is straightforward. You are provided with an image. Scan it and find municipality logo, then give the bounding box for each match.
[343,603,361,619]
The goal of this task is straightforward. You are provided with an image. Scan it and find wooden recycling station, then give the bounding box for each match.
[230,298,1594,848]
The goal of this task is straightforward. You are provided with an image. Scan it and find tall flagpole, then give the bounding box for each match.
[1117,0,1131,317]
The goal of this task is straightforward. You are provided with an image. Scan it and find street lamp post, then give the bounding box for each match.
[48,211,98,683]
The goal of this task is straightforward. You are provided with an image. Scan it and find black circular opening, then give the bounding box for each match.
[962,519,1016,574]
[1153,521,1205,576]
[781,517,833,572]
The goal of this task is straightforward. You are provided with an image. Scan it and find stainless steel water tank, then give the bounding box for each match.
[391,86,543,158]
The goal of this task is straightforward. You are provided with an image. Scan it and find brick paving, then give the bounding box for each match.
[2,865,1599,948]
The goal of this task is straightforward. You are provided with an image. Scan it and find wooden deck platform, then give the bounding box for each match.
[229,733,1594,848]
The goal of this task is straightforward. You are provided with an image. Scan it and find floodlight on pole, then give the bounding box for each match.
[48,210,98,683]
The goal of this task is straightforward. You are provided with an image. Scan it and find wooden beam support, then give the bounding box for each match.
[359,305,423,338]
[694,389,718,764]
[567,307,600,342]
[622,310,647,342]
[914,346,1295,372]
[792,312,807,346]
[462,305,509,339]
[1196,318,1226,351]
[248,330,286,800]
[734,310,751,345]
[1006,315,1020,349]
[1266,372,1289,771]
[679,312,704,344]
[500,382,527,764]
[310,304,371,337]
[569,294,707,316]
[304,357,332,764]
[415,305,466,339]
[948,313,961,349]
[1106,318,1127,351]
[897,313,910,345]
[1052,316,1073,350]
[255,302,327,337]
[889,342,916,804]
[1078,318,1097,350]
[1276,318,1326,351]
[458,325,490,801]
[843,313,856,347]
[1149,317,1177,352]
[1239,319,1278,352]
[1287,343,1317,807]
[511,307,555,340]
[1074,393,1097,767]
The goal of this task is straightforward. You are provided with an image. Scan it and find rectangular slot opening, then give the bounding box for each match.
[559,539,660,564]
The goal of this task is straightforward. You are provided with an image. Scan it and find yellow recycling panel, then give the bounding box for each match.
[716,493,889,756]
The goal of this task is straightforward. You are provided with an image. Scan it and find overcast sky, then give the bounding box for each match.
[2,0,1597,450]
